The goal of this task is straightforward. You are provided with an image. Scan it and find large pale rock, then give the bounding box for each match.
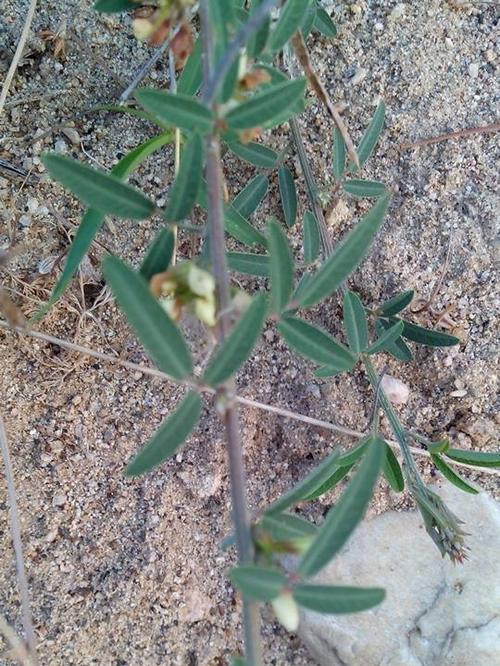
[299,483,500,666]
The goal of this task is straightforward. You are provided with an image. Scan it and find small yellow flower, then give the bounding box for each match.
[271,593,299,632]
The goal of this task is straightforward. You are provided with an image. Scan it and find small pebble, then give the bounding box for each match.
[62,127,81,146]
[52,494,67,508]
[38,256,57,275]
[450,389,467,398]
[19,215,31,228]
[390,3,406,20]
[54,139,68,153]
[468,63,479,78]
[350,67,368,86]
[380,375,410,405]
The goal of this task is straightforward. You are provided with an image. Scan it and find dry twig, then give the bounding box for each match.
[399,123,500,150]
[0,0,38,116]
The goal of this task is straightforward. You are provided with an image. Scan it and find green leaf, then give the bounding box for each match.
[431,454,479,494]
[427,439,450,455]
[383,443,404,492]
[269,0,311,53]
[278,166,298,227]
[93,0,134,12]
[343,179,387,198]
[303,211,320,264]
[177,38,202,96]
[301,2,317,38]
[103,256,192,379]
[140,228,175,281]
[225,79,306,130]
[350,100,386,172]
[92,103,172,130]
[399,320,460,347]
[268,219,294,314]
[165,133,203,222]
[266,449,340,515]
[298,194,390,307]
[34,134,173,321]
[135,89,214,133]
[379,290,414,316]
[260,513,317,542]
[227,252,270,276]
[302,464,353,501]
[313,7,337,37]
[231,658,247,666]
[293,584,385,614]
[278,316,357,370]
[126,392,202,476]
[42,154,155,220]
[338,436,371,466]
[247,0,270,58]
[366,320,404,355]
[332,126,346,181]
[298,437,384,577]
[230,565,286,602]
[375,318,413,361]
[203,294,267,385]
[343,291,368,353]
[444,448,500,469]
[232,175,269,219]
[228,141,278,168]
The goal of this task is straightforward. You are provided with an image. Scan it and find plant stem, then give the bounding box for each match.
[200,3,262,662]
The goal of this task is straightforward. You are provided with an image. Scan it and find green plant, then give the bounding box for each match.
[27,0,499,663]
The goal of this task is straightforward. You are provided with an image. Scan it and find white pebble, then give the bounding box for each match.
[468,63,479,78]
[52,493,67,507]
[62,127,81,146]
[54,139,68,153]
[351,67,368,86]
[380,375,410,405]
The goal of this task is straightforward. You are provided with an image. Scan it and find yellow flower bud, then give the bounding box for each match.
[271,593,299,633]
[187,264,215,299]
[193,296,216,327]
[132,18,154,42]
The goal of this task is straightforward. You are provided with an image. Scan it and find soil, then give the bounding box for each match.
[0,1,498,665]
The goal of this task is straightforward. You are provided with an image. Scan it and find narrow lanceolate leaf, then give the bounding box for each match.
[313,7,337,38]
[278,317,357,370]
[301,2,317,38]
[379,289,414,316]
[165,133,203,222]
[232,175,269,219]
[375,318,413,361]
[343,291,368,353]
[400,320,460,347]
[314,364,351,378]
[230,565,286,602]
[431,454,479,494]
[135,89,215,133]
[227,252,270,277]
[225,79,306,130]
[338,436,372,466]
[303,211,320,263]
[303,464,353,501]
[140,228,175,280]
[332,126,346,181]
[203,294,267,386]
[278,166,298,227]
[34,134,173,321]
[247,0,270,58]
[177,38,202,96]
[298,195,390,307]
[103,256,192,379]
[350,100,386,171]
[228,141,278,169]
[93,0,134,12]
[268,220,294,314]
[366,320,404,355]
[126,392,202,476]
[269,0,311,52]
[383,443,404,492]
[343,179,387,198]
[260,513,317,543]
[444,448,500,469]
[42,154,155,219]
[266,449,340,515]
[298,437,384,577]
[293,584,385,614]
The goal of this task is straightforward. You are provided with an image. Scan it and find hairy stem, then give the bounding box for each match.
[200,3,262,663]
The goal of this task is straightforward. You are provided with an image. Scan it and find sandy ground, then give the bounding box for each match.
[1,1,498,664]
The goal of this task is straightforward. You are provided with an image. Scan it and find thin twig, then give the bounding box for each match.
[1,320,498,478]
[0,0,38,116]
[0,614,34,666]
[203,0,279,104]
[0,414,38,664]
[399,123,500,150]
[291,31,360,169]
